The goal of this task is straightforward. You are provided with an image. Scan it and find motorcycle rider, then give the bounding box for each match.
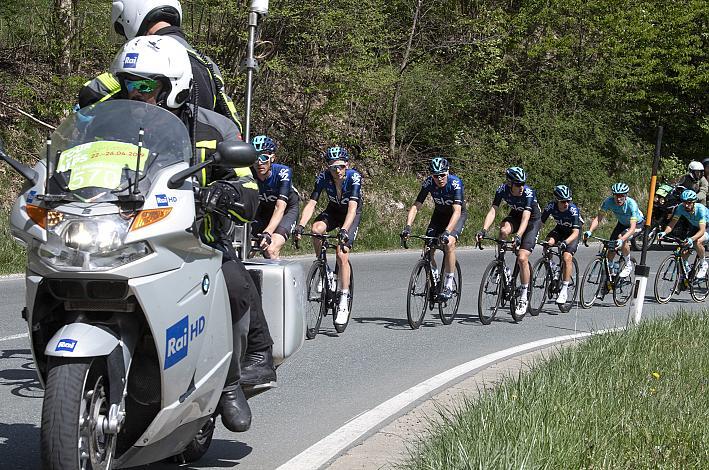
[81,0,278,389]
[676,161,708,206]
[110,35,257,432]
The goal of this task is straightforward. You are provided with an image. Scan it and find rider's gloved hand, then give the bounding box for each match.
[684,237,694,248]
[293,224,304,239]
[400,225,412,239]
[201,181,237,214]
[614,238,624,250]
[338,228,350,244]
[558,241,568,252]
[657,231,666,240]
[513,234,522,248]
[476,229,487,241]
[260,231,272,247]
[439,230,451,245]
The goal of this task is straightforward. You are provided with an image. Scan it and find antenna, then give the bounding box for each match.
[133,128,144,194]
[45,135,51,195]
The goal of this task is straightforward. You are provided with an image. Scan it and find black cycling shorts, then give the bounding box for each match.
[547,227,579,254]
[252,192,300,240]
[426,209,467,240]
[610,222,642,242]
[314,208,362,248]
[502,212,541,252]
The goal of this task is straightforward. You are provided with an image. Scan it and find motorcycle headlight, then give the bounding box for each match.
[36,213,152,271]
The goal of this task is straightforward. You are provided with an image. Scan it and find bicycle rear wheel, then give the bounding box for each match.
[333,260,354,333]
[654,255,678,304]
[478,261,502,325]
[438,261,462,325]
[557,258,580,313]
[529,258,549,316]
[305,261,326,339]
[407,259,430,329]
[690,258,709,302]
[613,257,636,307]
[580,258,603,308]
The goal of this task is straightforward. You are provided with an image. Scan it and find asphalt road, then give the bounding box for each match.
[0,244,703,469]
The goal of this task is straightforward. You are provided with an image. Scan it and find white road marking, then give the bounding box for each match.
[277,329,617,470]
[0,333,28,342]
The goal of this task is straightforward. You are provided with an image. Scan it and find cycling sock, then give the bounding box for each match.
[520,284,529,298]
[561,281,569,292]
[339,289,349,307]
[445,273,455,290]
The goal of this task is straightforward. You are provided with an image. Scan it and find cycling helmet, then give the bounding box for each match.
[702,158,709,167]
[681,189,698,202]
[252,135,277,153]
[505,166,527,184]
[324,146,349,162]
[611,182,630,195]
[429,157,450,174]
[553,184,572,201]
[110,35,192,110]
[112,0,182,40]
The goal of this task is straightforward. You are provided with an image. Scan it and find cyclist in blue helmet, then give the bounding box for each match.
[293,145,362,329]
[658,189,709,278]
[250,135,300,259]
[476,166,543,318]
[584,183,644,279]
[401,157,467,300]
[540,185,584,304]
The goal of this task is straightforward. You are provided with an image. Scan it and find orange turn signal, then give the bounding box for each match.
[130,208,172,232]
[26,204,47,229]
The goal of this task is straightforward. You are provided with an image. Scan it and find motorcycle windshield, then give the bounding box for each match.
[47,100,192,203]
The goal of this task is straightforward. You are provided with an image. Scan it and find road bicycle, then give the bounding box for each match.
[579,235,637,308]
[296,232,354,338]
[529,241,579,314]
[476,236,530,324]
[654,235,709,303]
[401,234,462,329]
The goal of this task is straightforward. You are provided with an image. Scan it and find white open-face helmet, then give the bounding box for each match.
[110,35,192,110]
[112,0,182,40]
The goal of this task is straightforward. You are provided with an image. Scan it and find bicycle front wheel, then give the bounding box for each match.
[654,255,678,304]
[478,261,502,325]
[580,258,603,308]
[613,257,637,307]
[529,258,549,316]
[690,258,709,302]
[557,257,580,313]
[407,259,430,329]
[438,261,462,325]
[305,261,326,339]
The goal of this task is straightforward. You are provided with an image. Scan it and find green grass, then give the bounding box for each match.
[402,311,709,469]
[0,209,25,275]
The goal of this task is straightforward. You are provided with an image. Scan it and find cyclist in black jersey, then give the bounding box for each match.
[540,185,583,304]
[294,147,362,328]
[401,157,467,299]
[476,166,542,318]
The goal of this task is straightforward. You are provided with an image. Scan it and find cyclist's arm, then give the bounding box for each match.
[662,215,679,235]
[298,199,318,227]
[588,212,604,232]
[482,205,498,231]
[341,200,358,233]
[620,219,638,241]
[565,228,580,244]
[405,201,423,227]
[264,199,287,235]
[516,209,531,238]
[445,204,462,233]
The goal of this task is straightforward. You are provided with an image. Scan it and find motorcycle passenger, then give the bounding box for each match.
[250,135,299,259]
[658,189,709,279]
[583,183,645,278]
[540,185,583,304]
[293,147,362,328]
[401,157,467,299]
[111,36,259,432]
[676,161,708,206]
[476,166,542,318]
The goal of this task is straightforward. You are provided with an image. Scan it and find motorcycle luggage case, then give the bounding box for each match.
[245,259,305,366]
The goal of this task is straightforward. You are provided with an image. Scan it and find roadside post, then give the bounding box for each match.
[628,126,663,326]
[243,0,269,142]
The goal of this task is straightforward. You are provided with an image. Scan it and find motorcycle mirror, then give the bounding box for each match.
[213,141,258,168]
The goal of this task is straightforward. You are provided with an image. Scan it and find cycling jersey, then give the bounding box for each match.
[310,169,363,214]
[416,174,466,215]
[541,201,583,230]
[492,183,541,219]
[672,203,708,228]
[600,196,645,226]
[253,163,295,209]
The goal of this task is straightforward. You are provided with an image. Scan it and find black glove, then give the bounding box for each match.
[201,181,238,215]
[439,230,451,245]
[513,234,522,248]
[293,224,304,238]
[338,228,350,244]
[476,229,487,241]
[400,225,412,238]
[558,241,568,252]
[260,231,272,246]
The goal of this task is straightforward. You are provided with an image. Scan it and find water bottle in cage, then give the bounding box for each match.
[550,261,560,280]
[503,266,512,282]
[326,267,336,291]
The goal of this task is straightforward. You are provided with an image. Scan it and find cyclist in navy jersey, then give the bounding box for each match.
[401,157,466,300]
[250,135,299,259]
[476,166,542,318]
[294,146,362,327]
[540,185,583,304]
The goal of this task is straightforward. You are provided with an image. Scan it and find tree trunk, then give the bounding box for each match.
[390,0,423,165]
[53,0,76,74]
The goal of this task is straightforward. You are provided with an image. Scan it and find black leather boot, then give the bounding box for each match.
[240,347,277,386]
[218,383,251,432]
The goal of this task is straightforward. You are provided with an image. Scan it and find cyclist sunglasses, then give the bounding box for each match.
[432,173,447,179]
[329,164,346,171]
[508,180,524,187]
[124,78,160,94]
[257,154,272,164]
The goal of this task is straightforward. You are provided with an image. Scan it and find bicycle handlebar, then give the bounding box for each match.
[475,236,516,251]
[400,234,438,250]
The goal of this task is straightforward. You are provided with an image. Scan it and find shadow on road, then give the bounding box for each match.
[0,422,40,469]
[0,349,42,398]
[143,439,253,469]
[354,316,418,329]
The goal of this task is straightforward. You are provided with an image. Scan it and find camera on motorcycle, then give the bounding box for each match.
[213,141,258,168]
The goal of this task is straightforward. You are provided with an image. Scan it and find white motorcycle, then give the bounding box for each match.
[0,100,305,469]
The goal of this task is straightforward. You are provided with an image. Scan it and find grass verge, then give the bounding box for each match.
[402,311,709,469]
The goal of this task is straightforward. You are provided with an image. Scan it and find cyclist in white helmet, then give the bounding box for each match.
[658,189,709,278]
